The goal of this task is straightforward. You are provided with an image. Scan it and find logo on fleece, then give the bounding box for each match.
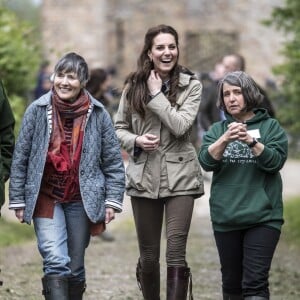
[223,140,256,164]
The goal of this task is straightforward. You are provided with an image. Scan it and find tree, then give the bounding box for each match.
[266,0,300,154]
[0,3,41,133]
[0,5,40,97]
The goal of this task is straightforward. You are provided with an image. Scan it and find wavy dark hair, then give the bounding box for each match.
[217,71,264,113]
[125,24,193,118]
[53,52,89,86]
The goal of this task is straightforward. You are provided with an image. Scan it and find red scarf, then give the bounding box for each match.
[47,89,90,199]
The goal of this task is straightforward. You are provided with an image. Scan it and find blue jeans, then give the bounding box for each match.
[33,202,90,282]
[214,225,280,299]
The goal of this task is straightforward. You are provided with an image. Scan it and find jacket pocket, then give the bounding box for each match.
[126,154,147,191]
[165,151,202,192]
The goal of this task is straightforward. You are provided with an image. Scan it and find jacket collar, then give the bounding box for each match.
[178,72,196,88]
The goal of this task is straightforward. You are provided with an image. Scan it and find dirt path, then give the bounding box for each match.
[0,160,300,299]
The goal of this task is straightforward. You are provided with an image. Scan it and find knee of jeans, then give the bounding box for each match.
[43,255,71,276]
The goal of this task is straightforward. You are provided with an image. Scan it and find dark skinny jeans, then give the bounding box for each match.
[214,225,280,299]
[131,195,194,272]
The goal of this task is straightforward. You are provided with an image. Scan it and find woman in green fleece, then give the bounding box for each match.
[198,71,288,300]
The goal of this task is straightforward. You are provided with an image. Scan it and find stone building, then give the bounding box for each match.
[41,0,284,87]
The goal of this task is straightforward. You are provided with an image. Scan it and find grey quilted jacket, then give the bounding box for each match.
[9,90,125,224]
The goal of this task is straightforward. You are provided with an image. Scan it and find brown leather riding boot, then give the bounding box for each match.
[136,260,160,300]
[167,266,193,300]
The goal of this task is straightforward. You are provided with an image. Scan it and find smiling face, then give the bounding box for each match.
[147,33,178,80]
[53,71,82,102]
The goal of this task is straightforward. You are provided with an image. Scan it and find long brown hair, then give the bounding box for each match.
[125,24,192,118]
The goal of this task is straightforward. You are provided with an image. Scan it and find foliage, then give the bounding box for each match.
[265,0,300,154]
[0,2,41,134]
[0,217,35,247]
[282,196,300,246]
[0,5,40,97]
[9,94,27,136]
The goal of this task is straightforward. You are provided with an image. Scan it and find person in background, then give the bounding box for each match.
[86,67,118,242]
[86,68,113,107]
[196,62,226,147]
[0,79,15,287]
[222,53,276,117]
[34,61,52,99]
[9,52,125,300]
[198,71,288,300]
[115,24,204,299]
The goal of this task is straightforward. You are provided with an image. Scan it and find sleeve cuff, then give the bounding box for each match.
[105,199,123,213]
[9,203,26,210]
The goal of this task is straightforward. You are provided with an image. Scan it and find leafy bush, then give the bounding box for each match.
[8,94,27,136]
[0,4,41,134]
[265,0,300,156]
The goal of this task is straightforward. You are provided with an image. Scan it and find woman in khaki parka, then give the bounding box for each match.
[115,24,204,300]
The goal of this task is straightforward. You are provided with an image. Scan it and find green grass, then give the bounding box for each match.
[0,217,35,247]
[283,196,300,246]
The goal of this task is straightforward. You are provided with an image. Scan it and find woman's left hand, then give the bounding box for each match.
[105,207,116,224]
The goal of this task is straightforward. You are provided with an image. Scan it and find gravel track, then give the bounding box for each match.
[0,160,299,299]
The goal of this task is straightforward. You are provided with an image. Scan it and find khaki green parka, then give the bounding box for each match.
[115,72,204,199]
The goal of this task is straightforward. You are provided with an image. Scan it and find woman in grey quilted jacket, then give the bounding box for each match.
[9,52,125,300]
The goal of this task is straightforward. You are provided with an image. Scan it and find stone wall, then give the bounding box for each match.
[41,0,284,86]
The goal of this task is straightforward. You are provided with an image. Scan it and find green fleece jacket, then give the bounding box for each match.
[198,109,288,232]
[0,80,15,209]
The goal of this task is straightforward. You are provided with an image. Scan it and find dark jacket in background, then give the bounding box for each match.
[0,80,15,211]
[197,72,222,131]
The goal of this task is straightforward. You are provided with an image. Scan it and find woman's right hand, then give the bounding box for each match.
[15,209,25,223]
[135,133,160,152]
